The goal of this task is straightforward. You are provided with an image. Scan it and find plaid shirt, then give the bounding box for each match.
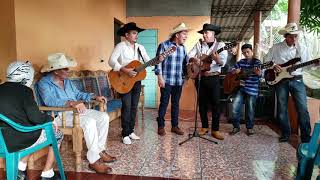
[154,40,188,86]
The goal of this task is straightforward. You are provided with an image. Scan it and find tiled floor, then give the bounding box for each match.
[35,109,298,179]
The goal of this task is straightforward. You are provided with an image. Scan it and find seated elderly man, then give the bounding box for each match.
[37,53,116,174]
[0,61,63,180]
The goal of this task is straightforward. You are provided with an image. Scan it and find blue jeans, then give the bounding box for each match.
[157,84,182,128]
[232,90,257,129]
[275,78,311,142]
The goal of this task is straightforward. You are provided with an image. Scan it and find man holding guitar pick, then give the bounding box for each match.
[109,22,164,145]
[188,23,228,140]
[265,22,311,143]
[229,44,262,136]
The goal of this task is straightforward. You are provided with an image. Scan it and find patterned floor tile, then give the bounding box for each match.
[32,109,298,179]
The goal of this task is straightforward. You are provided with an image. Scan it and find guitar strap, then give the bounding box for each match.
[212,41,219,54]
[137,47,146,63]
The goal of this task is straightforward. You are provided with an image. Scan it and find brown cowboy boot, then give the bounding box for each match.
[197,128,209,135]
[211,131,224,140]
[158,127,166,136]
[88,159,112,174]
[100,150,117,163]
[171,127,184,135]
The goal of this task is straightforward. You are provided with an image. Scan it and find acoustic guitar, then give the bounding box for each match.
[223,61,274,94]
[187,41,237,79]
[109,46,177,94]
[264,57,320,86]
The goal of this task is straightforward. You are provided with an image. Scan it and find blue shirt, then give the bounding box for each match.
[154,40,188,86]
[36,73,94,107]
[233,58,262,96]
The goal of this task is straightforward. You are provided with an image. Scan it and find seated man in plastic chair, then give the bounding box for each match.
[37,53,116,174]
[0,61,63,180]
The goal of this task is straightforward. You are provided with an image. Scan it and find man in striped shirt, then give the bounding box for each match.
[229,44,262,136]
[155,23,190,136]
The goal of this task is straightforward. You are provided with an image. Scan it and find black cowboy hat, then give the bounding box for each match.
[197,23,221,35]
[117,22,145,36]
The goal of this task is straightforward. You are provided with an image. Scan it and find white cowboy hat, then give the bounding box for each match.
[169,22,191,37]
[278,22,302,35]
[41,53,77,73]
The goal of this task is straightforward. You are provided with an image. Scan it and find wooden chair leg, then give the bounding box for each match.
[72,127,83,172]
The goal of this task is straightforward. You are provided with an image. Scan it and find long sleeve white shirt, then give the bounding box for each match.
[188,39,228,73]
[265,40,310,76]
[108,40,150,71]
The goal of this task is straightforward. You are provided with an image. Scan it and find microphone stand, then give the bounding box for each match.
[179,71,218,145]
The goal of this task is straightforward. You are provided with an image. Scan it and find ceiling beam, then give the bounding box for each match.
[211,0,222,25]
[237,0,265,41]
[211,4,275,16]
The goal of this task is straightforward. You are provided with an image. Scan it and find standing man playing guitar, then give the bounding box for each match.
[229,44,262,136]
[265,22,311,143]
[109,22,164,145]
[155,23,190,136]
[188,23,228,140]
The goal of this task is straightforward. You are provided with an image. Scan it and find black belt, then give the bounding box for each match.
[292,75,303,80]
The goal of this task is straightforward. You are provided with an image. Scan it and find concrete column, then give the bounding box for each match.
[236,42,241,61]
[253,11,261,59]
[288,0,300,23]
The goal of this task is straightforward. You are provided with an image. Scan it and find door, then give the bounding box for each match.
[137,29,158,108]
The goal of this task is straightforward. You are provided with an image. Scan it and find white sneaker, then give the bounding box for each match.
[129,133,140,140]
[122,136,132,145]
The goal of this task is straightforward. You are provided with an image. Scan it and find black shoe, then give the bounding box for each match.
[279,136,289,143]
[229,128,240,135]
[40,173,61,180]
[17,170,27,180]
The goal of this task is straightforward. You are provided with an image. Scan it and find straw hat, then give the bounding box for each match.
[41,53,77,73]
[169,22,191,37]
[278,22,302,35]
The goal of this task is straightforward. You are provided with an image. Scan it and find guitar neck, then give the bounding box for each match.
[135,57,159,72]
[208,47,224,56]
[288,58,320,72]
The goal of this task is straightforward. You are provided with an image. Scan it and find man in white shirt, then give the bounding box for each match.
[188,23,228,140]
[265,22,311,143]
[108,22,150,145]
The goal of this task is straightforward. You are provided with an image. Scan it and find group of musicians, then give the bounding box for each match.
[109,21,312,144]
[0,21,313,178]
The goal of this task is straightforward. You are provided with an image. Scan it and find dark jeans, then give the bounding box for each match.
[275,78,311,143]
[195,76,220,131]
[231,90,257,129]
[157,84,182,128]
[120,81,141,137]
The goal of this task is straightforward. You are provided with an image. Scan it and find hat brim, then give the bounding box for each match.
[169,28,192,37]
[278,29,301,35]
[40,59,77,73]
[198,29,221,35]
[117,27,145,37]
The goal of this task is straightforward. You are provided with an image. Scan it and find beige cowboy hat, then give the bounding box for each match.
[278,22,302,35]
[41,53,77,73]
[169,22,191,37]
